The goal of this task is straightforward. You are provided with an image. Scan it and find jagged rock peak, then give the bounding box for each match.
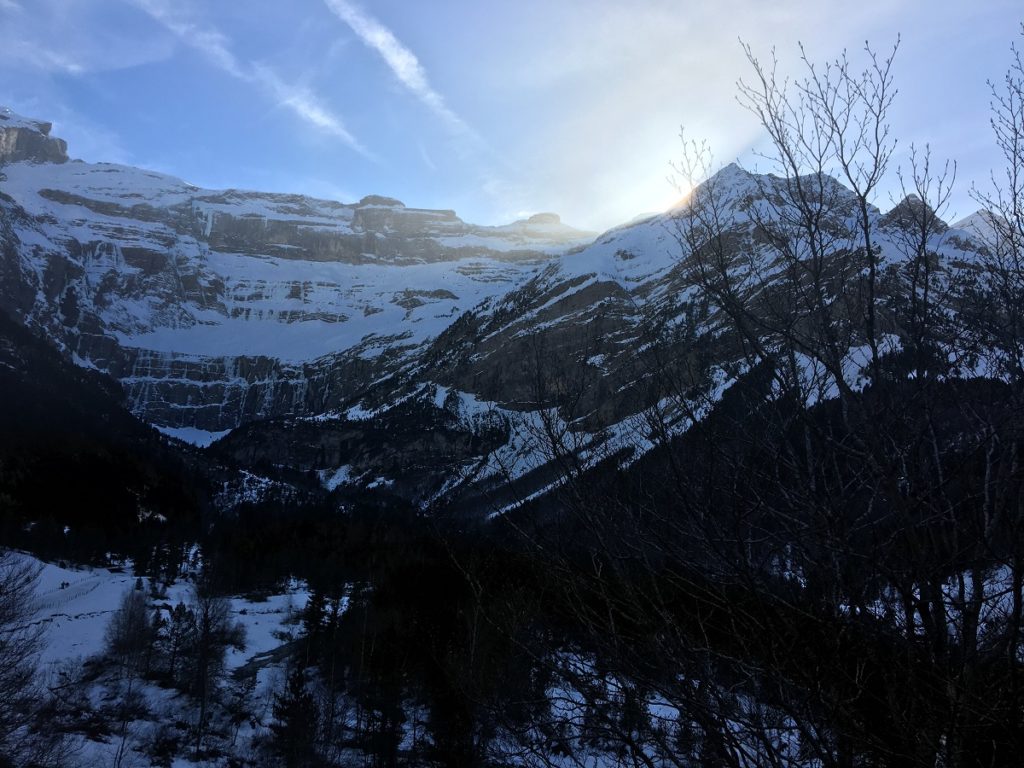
[675,162,756,205]
[0,106,69,165]
[881,193,949,233]
[711,161,748,178]
[706,162,756,187]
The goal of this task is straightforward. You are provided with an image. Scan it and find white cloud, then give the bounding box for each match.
[135,0,245,78]
[323,0,475,139]
[0,38,85,75]
[416,140,437,172]
[253,64,374,157]
[0,0,173,76]
[135,0,370,157]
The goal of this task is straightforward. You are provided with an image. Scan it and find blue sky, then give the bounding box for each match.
[0,0,1020,231]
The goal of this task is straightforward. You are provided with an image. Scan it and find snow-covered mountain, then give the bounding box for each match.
[0,108,592,434]
[0,107,997,509]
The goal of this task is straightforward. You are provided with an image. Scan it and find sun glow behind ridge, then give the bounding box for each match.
[0,0,1014,233]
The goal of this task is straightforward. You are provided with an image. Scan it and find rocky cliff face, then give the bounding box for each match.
[0,109,68,165]
[0,108,594,441]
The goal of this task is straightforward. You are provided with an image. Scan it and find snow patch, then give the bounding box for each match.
[319,464,355,491]
[155,425,232,447]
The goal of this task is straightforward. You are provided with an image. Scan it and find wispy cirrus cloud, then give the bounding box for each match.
[251,63,374,156]
[134,0,371,158]
[322,0,476,140]
[0,38,86,75]
[0,0,173,77]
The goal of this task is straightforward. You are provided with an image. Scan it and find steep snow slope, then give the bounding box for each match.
[357,165,998,508]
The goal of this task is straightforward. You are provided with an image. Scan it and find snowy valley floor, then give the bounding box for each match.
[19,552,309,767]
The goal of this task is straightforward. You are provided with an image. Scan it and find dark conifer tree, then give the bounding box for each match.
[270,665,320,768]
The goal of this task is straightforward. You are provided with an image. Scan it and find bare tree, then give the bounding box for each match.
[106,585,155,676]
[963,27,1024,759]
[486,34,1024,768]
[188,586,245,758]
[0,550,43,766]
[668,36,1024,767]
[969,27,1024,388]
[105,584,156,768]
[0,550,71,767]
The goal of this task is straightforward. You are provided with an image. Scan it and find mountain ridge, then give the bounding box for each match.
[0,106,1001,510]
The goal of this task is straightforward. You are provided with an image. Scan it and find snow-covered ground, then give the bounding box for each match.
[18,552,307,678]
[6,550,313,766]
[155,426,232,448]
[29,558,142,666]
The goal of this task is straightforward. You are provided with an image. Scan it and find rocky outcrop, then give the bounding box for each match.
[189,193,588,265]
[112,346,404,431]
[0,110,68,165]
[217,394,509,505]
